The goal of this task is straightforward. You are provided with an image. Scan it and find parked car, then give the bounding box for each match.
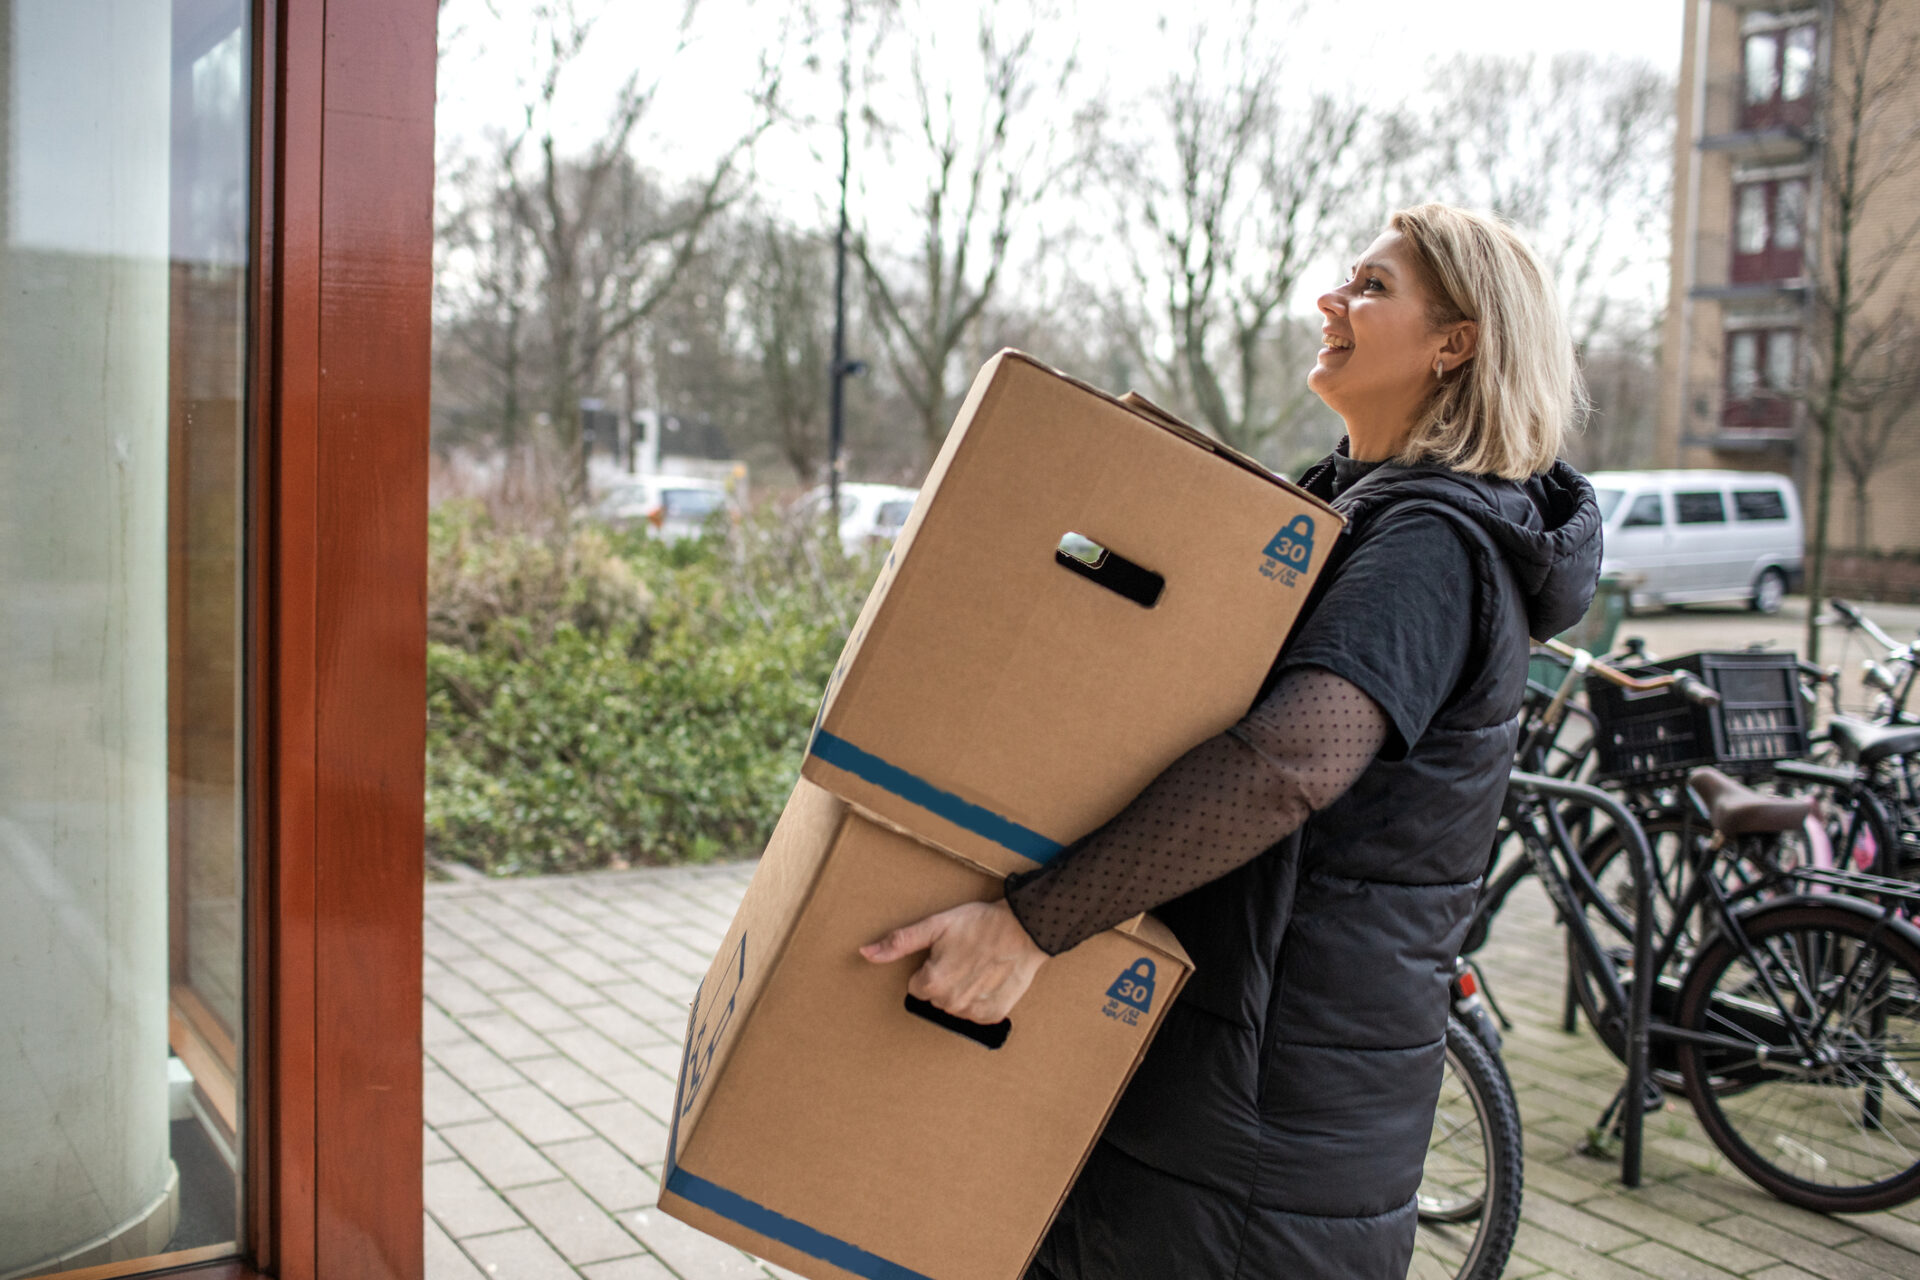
[592,475,733,540]
[1589,469,1804,614]
[802,482,920,554]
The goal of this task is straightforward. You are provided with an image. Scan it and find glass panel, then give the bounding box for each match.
[1783,25,1817,101]
[1728,331,1761,398]
[1774,179,1806,250]
[1735,490,1789,521]
[1,1,250,1274]
[1765,330,1798,390]
[1736,184,1770,254]
[1745,33,1781,105]
[1594,489,1625,522]
[1675,491,1729,524]
[1623,493,1665,528]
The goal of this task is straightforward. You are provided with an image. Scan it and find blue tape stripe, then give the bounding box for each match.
[664,1167,935,1280]
[807,730,1063,863]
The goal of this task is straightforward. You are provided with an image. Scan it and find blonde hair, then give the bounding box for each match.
[1388,204,1585,480]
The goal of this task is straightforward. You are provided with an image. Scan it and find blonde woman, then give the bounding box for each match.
[863,205,1602,1277]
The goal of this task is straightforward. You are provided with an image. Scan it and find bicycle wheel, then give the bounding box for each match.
[1674,900,1920,1212]
[1411,1017,1524,1280]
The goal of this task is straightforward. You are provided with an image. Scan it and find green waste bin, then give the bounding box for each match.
[1527,574,1629,689]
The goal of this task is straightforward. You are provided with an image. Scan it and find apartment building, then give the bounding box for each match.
[1658,0,1920,552]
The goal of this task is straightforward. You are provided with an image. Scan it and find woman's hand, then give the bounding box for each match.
[859,898,1048,1024]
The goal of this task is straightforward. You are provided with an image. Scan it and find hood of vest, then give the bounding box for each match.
[1301,446,1603,642]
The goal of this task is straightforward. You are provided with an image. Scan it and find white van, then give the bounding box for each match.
[1589,470,1804,614]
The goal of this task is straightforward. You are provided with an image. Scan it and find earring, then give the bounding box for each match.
[1434,358,1446,379]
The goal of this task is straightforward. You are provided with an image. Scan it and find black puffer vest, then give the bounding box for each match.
[1031,456,1601,1280]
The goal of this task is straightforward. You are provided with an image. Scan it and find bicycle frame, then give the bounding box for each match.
[1501,770,1658,1187]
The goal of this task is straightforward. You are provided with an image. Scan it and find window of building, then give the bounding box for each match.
[1765,330,1798,391]
[1623,493,1665,528]
[1723,326,1800,430]
[1729,332,1762,399]
[2,2,251,1272]
[1676,491,1729,524]
[1731,177,1807,282]
[1783,25,1817,100]
[1774,179,1806,250]
[1734,489,1789,521]
[1745,32,1781,105]
[1737,184,1770,254]
[1741,21,1819,131]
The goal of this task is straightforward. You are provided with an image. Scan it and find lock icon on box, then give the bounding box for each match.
[1106,957,1156,1014]
[1263,514,1316,569]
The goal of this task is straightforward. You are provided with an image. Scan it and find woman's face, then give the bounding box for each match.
[1307,229,1461,444]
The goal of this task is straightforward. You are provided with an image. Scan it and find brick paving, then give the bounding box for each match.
[422,857,1920,1280]
[423,600,1920,1279]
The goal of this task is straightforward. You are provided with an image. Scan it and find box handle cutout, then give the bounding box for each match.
[904,995,1011,1049]
[1054,533,1163,609]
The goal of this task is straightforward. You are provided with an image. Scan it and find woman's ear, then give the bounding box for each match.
[1441,320,1479,364]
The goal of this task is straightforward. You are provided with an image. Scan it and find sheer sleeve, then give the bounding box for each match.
[1002,665,1390,956]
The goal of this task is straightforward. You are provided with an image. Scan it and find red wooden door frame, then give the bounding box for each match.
[245,2,434,1276]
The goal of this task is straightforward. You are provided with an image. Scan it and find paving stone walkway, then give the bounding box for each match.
[422,852,1920,1280]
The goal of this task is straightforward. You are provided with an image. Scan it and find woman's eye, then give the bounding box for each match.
[1363,276,1385,293]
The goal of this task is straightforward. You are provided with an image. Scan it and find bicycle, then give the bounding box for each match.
[1483,763,1920,1211]
[1412,962,1524,1280]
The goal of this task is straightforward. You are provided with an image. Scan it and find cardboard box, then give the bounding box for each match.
[801,350,1341,876]
[658,780,1192,1280]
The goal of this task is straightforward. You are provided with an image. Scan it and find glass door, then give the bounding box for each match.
[1,1,252,1274]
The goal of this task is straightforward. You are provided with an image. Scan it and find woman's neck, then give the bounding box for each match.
[1343,414,1417,462]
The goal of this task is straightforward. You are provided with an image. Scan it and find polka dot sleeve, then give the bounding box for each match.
[1002,665,1389,956]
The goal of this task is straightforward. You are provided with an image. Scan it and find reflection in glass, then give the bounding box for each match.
[1745,33,1780,105]
[0,1,250,1275]
[1728,331,1761,399]
[1736,183,1770,254]
[1783,26,1816,102]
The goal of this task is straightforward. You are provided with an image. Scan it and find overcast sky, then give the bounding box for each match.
[437,0,1689,194]
[435,0,1689,317]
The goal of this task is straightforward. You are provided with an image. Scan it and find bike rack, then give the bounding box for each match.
[1508,770,1659,1188]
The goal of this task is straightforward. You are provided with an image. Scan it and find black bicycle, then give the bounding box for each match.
[1483,761,1920,1212]
[1412,961,1524,1280]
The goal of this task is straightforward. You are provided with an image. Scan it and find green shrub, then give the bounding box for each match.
[425,501,871,875]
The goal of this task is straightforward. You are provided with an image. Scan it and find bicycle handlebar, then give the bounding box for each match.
[1829,596,1903,654]
[1541,638,1722,705]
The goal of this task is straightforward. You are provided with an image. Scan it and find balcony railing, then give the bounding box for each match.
[1684,231,1810,302]
[1678,376,1801,451]
[1697,74,1816,158]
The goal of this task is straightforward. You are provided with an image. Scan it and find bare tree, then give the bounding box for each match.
[1803,0,1920,658]
[854,0,1077,460]
[436,153,537,459]
[1094,13,1365,461]
[1832,318,1920,552]
[1413,54,1675,468]
[485,0,776,497]
[739,218,836,482]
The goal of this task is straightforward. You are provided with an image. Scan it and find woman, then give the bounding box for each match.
[861,204,1602,1277]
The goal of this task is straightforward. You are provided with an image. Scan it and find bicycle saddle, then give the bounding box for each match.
[1686,766,1813,837]
[1825,715,1920,768]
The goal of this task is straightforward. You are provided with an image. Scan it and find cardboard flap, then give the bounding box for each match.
[1112,910,1191,970]
[989,347,1340,521]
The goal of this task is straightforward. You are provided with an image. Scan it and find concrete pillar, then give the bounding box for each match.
[0,0,179,1273]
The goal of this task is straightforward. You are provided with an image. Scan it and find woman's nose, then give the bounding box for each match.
[1317,289,1344,319]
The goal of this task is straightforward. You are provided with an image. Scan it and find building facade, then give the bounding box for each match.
[1658,0,1920,553]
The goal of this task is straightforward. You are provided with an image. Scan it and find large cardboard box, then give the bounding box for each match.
[801,350,1341,875]
[658,780,1192,1280]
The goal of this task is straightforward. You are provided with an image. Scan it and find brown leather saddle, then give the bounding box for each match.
[1686,766,1813,837]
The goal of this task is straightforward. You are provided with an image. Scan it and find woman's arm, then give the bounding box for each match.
[859,665,1390,1017]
